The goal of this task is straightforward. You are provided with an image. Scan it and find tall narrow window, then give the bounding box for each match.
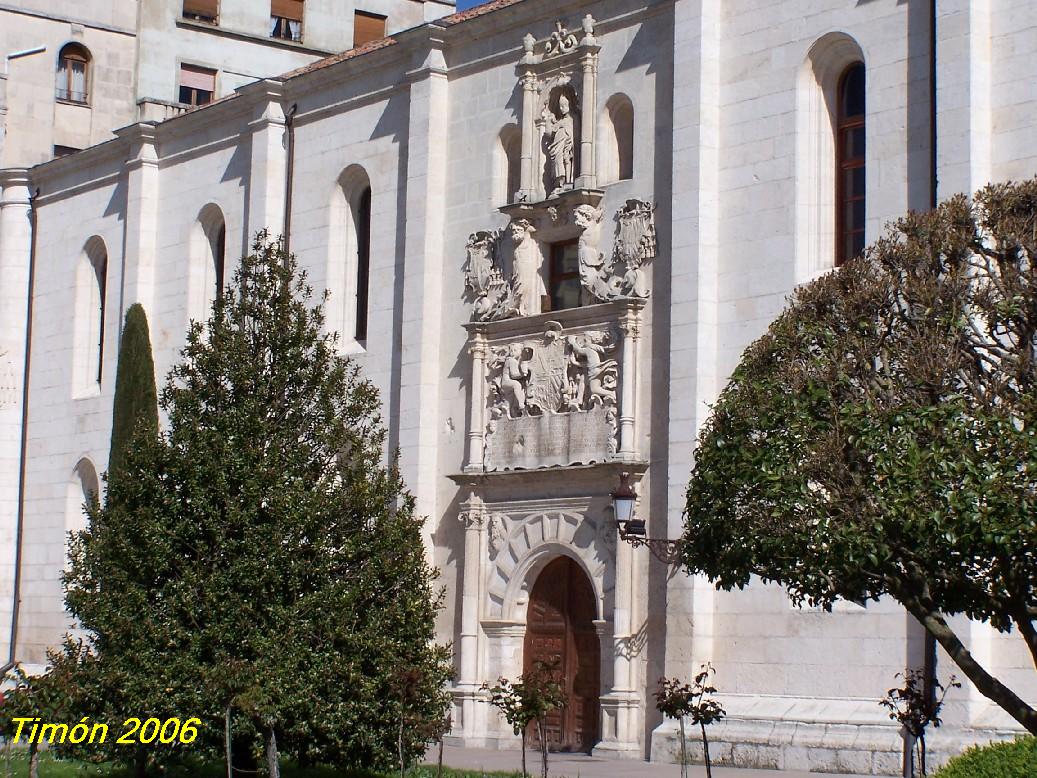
[183,0,218,23]
[213,223,226,299]
[353,11,387,47]
[56,43,90,104]
[271,0,303,41]
[178,64,216,106]
[607,95,634,182]
[836,63,865,266]
[354,187,372,341]
[548,240,583,312]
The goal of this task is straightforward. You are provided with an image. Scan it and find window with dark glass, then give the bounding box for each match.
[214,223,226,299]
[271,0,303,41]
[836,62,865,266]
[178,64,216,106]
[183,0,218,23]
[548,240,584,312]
[353,11,387,48]
[93,252,107,385]
[56,43,90,103]
[354,187,372,341]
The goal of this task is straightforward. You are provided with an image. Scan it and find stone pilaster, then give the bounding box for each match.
[0,169,33,664]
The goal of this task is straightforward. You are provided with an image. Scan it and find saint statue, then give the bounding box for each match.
[544,94,576,195]
[509,219,543,316]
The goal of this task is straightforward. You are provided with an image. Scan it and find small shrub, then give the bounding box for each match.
[934,737,1037,778]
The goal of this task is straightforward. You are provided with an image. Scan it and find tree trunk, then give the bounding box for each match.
[678,717,687,778]
[265,726,280,778]
[919,733,927,778]
[398,707,404,778]
[225,706,233,778]
[27,743,38,778]
[437,735,444,778]
[134,751,146,778]
[701,722,713,778]
[538,719,548,778]
[902,730,915,778]
[520,729,527,778]
[903,597,1037,734]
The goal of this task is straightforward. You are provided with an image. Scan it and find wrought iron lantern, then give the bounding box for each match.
[610,471,682,564]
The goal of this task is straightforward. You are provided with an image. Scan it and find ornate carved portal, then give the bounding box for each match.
[524,556,601,753]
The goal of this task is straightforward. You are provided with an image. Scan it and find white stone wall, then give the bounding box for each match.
[2,0,1037,772]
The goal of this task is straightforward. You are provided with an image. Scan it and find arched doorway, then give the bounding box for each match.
[523,555,600,752]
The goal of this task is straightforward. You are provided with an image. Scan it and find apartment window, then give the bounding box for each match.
[183,0,218,23]
[354,187,372,341]
[836,63,865,266]
[56,43,90,104]
[353,11,386,48]
[178,64,216,106]
[271,0,303,41]
[548,240,583,312]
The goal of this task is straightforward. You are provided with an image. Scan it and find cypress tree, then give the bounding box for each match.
[107,302,158,479]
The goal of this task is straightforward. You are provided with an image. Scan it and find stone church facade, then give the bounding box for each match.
[0,0,1035,773]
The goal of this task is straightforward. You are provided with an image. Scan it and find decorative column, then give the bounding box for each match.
[577,16,599,190]
[518,62,538,202]
[617,300,642,461]
[455,494,486,741]
[595,513,642,757]
[465,328,487,472]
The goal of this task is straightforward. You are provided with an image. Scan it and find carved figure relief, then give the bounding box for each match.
[543,93,577,196]
[577,199,658,302]
[464,230,511,321]
[487,514,507,557]
[509,219,544,316]
[483,323,618,470]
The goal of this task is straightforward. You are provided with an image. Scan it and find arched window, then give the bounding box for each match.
[213,222,226,299]
[354,186,372,342]
[189,204,227,324]
[836,63,865,266]
[495,125,521,205]
[66,458,99,534]
[76,238,107,391]
[56,43,90,104]
[794,34,865,280]
[600,95,634,185]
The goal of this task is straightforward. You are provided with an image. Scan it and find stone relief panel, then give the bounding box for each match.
[484,508,615,621]
[484,322,618,470]
[461,200,656,322]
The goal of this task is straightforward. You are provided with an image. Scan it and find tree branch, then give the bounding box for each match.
[899,594,1037,735]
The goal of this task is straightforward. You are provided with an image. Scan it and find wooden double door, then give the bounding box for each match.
[523,556,601,753]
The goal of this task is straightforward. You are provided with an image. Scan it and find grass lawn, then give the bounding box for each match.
[0,752,522,778]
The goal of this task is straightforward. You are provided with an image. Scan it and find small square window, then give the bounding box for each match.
[271,0,303,41]
[183,0,218,23]
[353,10,387,47]
[178,64,216,106]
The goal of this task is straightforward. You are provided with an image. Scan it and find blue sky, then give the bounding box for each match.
[455,0,487,11]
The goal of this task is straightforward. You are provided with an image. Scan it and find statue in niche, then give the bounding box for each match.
[509,219,543,316]
[543,93,576,196]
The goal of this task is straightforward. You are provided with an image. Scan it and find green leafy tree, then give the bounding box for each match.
[682,180,1037,734]
[655,664,726,778]
[65,233,452,776]
[484,662,565,778]
[0,641,94,778]
[107,303,158,480]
